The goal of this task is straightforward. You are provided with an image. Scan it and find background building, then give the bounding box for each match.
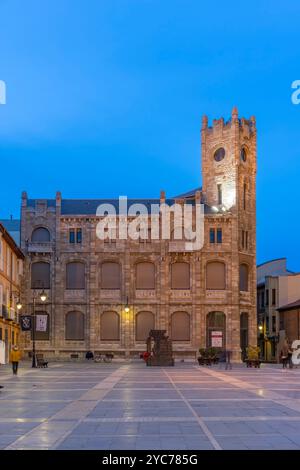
[0,222,24,363]
[278,299,300,345]
[257,258,300,361]
[20,109,257,361]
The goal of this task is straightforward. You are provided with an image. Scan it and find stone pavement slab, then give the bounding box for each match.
[2,362,300,449]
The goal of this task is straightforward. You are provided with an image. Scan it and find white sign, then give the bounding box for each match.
[0,340,5,364]
[36,314,48,332]
[291,340,300,365]
[211,331,223,347]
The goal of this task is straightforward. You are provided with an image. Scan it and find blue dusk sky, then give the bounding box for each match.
[0,1,300,270]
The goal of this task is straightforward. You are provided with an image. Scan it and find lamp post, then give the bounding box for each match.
[124,296,130,358]
[31,289,47,368]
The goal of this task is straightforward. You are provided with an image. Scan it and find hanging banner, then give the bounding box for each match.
[211,331,223,347]
[36,314,48,332]
[20,315,32,331]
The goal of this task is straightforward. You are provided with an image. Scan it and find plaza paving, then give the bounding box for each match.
[1,361,300,449]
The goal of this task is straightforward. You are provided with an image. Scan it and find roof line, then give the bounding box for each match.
[257,257,287,268]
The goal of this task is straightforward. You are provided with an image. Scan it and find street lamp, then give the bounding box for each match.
[124,296,130,313]
[31,289,47,368]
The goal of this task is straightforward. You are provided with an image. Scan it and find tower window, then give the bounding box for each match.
[243,183,247,210]
[217,228,222,243]
[241,147,247,162]
[76,229,82,244]
[217,184,222,205]
[214,148,225,162]
[209,228,215,244]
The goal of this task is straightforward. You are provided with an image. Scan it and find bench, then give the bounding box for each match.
[36,354,48,368]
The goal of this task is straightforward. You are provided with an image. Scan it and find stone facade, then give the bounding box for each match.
[0,222,24,363]
[20,108,257,362]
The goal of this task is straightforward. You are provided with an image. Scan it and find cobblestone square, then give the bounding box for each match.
[1,362,300,450]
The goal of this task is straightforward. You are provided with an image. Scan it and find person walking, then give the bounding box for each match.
[280,340,289,369]
[10,345,22,375]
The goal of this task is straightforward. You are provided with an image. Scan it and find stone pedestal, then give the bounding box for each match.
[146,329,174,366]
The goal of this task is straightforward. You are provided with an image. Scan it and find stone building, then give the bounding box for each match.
[257,258,300,362]
[20,108,257,361]
[0,222,24,363]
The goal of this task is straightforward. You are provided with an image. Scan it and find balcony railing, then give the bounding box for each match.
[27,242,53,253]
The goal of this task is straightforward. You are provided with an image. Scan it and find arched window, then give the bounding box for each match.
[65,311,84,340]
[31,262,50,289]
[135,311,155,341]
[31,311,50,341]
[240,312,249,360]
[101,262,120,289]
[31,227,50,242]
[206,261,226,290]
[240,264,249,291]
[206,312,226,348]
[100,311,120,340]
[171,312,190,341]
[66,262,85,289]
[171,262,190,289]
[136,262,155,289]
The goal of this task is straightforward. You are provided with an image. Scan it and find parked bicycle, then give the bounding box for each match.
[94,353,114,363]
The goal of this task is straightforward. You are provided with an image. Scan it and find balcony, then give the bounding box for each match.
[205,290,227,302]
[170,290,191,300]
[135,290,156,299]
[27,242,53,253]
[100,289,121,300]
[0,306,16,321]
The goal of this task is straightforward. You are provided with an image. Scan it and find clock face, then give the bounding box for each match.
[241,147,247,162]
[214,147,225,162]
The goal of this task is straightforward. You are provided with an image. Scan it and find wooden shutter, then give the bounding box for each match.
[31,262,50,289]
[66,262,85,289]
[136,312,155,341]
[171,312,190,341]
[136,263,155,289]
[101,262,120,289]
[31,227,50,242]
[240,264,249,291]
[206,262,225,290]
[171,262,190,289]
[66,311,84,340]
[101,311,120,340]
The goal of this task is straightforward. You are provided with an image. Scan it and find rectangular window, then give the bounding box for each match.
[245,231,248,249]
[217,184,222,205]
[266,289,269,306]
[76,229,82,244]
[69,230,75,244]
[242,230,245,249]
[272,288,276,306]
[280,313,284,331]
[217,228,222,243]
[261,291,265,308]
[69,229,82,244]
[272,316,276,333]
[209,228,215,244]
